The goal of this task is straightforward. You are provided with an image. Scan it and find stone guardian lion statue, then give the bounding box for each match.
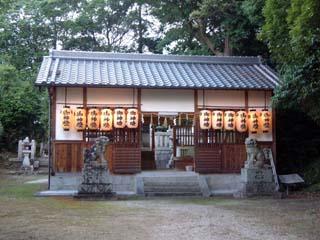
[244,138,265,169]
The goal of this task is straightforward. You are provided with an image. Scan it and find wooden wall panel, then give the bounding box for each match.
[53,141,141,173]
[195,143,272,174]
[53,141,84,172]
[195,146,222,173]
[109,144,141,174]
[221,145,246,173]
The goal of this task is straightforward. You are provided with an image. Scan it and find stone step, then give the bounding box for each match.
[145,192,202,197]
[144,182,199,188]
[143,176,199,183]
[144,183,201,189]
[142,175,202,196]
[144,187,201,193]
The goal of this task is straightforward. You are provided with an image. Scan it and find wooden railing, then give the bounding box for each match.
[174,126,194,146]
[196,129,248,147]
[84,127,140,146]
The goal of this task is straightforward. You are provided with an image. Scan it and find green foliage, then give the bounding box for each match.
[241,0,265,27]
[0,79,48,150]
[152,0,208,55]
[262,0,320,125]
[260,0,291,64]
[273,44,320,124]
[287,0,320,64]
[0,63,47,150]
[276,109,320,174]
[303,159,320,186]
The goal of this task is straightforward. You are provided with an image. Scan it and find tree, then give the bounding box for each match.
[62,0,133,51]
[261,0,320,124]
[0,64,48,150]
[127,1,161,53]
[152,0,268,56]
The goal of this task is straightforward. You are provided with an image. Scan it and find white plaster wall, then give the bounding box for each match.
[87,88,136,105]
[141,89,194,112]
[56,87,83,140]
[198,90,245,107]
[56,87,83,104]
[55,104,83,140]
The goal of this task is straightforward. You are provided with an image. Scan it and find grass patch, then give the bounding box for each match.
[0,181,42,199]
[0,175,137,216]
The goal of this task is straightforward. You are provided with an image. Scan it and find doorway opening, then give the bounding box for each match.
[141,112,195,171]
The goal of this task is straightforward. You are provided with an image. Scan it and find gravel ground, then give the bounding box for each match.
[0,172,319,240]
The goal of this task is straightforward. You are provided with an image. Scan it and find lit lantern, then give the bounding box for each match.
[88,108,100,130]
[61,106,73,131]
[212,110,223,130]
[74,107,86,131]
[100,108,113,131]
[199,109,212,130]
[235,110,247,132]
[114,108,126,128]
[248,110,259,134]
[224,111,236,131]
[127,108,139,128]
[260,109,271,133]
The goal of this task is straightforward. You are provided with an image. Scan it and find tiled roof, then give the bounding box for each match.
[35,50,279,89]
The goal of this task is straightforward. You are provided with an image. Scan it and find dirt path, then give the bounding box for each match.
[0,173,319,240]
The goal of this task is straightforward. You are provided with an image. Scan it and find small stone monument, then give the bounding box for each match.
[237,138,276,197]
[75,136,114,198]
[18,137,36,171]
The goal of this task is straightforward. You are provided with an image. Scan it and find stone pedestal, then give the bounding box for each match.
[237,167,276,197]
[75,163,114,198]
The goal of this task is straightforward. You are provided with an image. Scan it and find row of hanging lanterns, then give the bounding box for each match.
[199,109,271,133]
[61,107,139,131]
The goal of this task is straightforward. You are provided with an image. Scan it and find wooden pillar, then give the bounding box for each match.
[82,87,87,142]
[137,88,142,172]
[50,87,56,140]
[271,91,277,165]
[49,86,56,174]
[173,127,177,157]
[151,120,155,151]
[137,88,141,146]
[194,89,198,170]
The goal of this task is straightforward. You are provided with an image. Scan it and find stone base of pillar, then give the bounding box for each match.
[235,167,276,198]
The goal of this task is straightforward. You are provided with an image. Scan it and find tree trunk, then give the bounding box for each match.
[137,4,143,53]
[224,35,233,56]
[189,19,222,56]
